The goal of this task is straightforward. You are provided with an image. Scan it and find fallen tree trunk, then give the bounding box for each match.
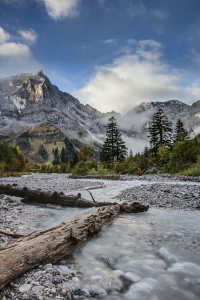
[0,184,149,213]
[0,184,95,208]
[0,205,120,290]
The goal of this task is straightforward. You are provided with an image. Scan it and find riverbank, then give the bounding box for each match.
[1,174,200,299]
[114,182,200,211]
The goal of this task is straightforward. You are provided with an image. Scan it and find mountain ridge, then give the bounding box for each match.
[1,70,200,156]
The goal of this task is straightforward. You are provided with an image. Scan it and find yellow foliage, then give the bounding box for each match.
[10,157,21,172]
[137,168,142,176]
[157,146,170,164]
[78,147,91,161]
[16,146,21,157]
[24,163,32,172]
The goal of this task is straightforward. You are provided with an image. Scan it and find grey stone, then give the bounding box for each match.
[89,285,107,297]
[19,284,32,293]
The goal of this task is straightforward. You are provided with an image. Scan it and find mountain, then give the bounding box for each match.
[1,70,200,161]
[0,70,106,139]
[119,100,200,139]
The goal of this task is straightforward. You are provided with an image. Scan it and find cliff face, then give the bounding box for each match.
[0,70,106,140]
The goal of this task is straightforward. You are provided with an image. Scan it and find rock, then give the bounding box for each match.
[50,287,56,294]
[107,276,123,291]
[31,285,44,293]
[89,285,107,297]
[72,277,80,283]
[61,289,67,296]
[19,284,32,293]
[99,255,115,269]
[125,272,141,283]
[55,266,70,276]
[45,267,59,275]
[112,270,125,278]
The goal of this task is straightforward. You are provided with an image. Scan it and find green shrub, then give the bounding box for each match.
[167,140,200,173]
[60,163,68,173]
[97,165,110,175]
[52,165,61,173]
[87,169,98,175]
[72,161,88,176]
[179,166,200,177]
[85,161,93,170]
[151,167,158,174]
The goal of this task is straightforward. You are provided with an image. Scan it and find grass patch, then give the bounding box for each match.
[0,172,31,178]
[179,166,200,177]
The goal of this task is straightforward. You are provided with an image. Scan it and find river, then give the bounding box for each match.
[19,178,200,299]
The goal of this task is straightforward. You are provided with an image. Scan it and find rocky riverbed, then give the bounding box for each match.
[1,174,200,299]
[0,173,105,193]
[114,183,200,211]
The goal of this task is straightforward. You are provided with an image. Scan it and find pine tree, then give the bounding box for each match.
[60,147,66,163]
[148,108,172,154]
[173,119,188,142]
[38,144,48,160]
[72,152,79,167]
[129,149,133,157]
[100,116,127,163]
[52,147,60,165]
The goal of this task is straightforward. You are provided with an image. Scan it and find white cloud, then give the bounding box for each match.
[74,39,200,113]
[103,39,118,45]
[41,0,80,20]
[0,42,31,57]
[18,29,38,45]
[0,27,41,78]
[0,27,10,44]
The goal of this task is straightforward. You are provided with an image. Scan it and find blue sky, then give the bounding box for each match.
[1,0,200,113]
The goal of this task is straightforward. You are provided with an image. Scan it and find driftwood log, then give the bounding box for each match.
[0,205,120,290]
[0,184,149,213]
[0,184,149,290]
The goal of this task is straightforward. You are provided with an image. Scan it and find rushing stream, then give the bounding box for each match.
[20,179,200,299]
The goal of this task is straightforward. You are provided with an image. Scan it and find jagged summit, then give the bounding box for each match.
[1,70,200,144]
[0,70,105,139]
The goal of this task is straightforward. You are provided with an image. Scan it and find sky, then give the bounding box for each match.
[1,0,200,113]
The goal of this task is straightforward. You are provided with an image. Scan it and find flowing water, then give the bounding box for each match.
[21,179,200,299]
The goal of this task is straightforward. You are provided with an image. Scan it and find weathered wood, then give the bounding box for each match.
[0,184,94,208]
[0,229,23,238]
[0,205,120,290]
[0,184,149,213]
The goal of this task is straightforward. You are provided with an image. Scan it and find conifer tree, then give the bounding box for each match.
[173,119,188,142]
[148,108,172,154]
[38,144,48,160]
[52,147,60,165]
[60,147,66,163]
[72,152,79,167]
[100,116,127,162]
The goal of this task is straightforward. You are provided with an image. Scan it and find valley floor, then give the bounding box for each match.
[0,174,200,299]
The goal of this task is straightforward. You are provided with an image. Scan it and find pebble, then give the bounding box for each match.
[115,182,200,211]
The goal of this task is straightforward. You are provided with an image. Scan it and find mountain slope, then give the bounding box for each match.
[0,70,106,141]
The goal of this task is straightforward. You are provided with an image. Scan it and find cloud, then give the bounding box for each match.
[0,27,41,78]
[103,39,118,45]
[151,9,170,20]
[41,0,80,20]
[74,39,200,113]
[18,29,38,45]
[0,27,10,44]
